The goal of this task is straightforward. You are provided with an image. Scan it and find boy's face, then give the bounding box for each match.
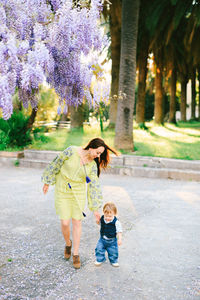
[104,210,115,222]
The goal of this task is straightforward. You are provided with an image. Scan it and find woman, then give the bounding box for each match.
[42,138,118,269]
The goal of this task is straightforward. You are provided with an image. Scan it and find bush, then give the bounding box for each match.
[33,127,45,140]
[32,127,49,143]
[0,118,9,134]
[0,112,32,148]
[0,130,10,150]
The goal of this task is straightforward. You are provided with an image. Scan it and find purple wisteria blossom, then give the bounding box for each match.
[0,0,105,119]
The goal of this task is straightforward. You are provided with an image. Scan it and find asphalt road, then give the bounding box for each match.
[0,166,200,300]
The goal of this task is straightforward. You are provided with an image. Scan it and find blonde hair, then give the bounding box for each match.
[103,202,117,215]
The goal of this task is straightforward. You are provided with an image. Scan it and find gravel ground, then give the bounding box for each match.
[0,166,200,300]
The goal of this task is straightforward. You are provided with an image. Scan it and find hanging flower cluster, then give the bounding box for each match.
[0,0,104,119]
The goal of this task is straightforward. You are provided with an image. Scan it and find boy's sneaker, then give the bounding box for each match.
[111,262,119,267]
[94,260,103,266]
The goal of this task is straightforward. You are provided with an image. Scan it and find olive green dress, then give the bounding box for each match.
[42,146,103,220]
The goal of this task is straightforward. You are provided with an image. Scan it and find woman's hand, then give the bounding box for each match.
[43,184,49,194]
[93,211,100,224]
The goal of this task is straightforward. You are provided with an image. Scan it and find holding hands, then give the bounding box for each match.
[93,211,101,224]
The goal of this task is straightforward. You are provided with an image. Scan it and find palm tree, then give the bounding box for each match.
[146,0,196,123]
[114,0,140,150]
[191,67,196,119]
[198,69,200,120]
[108,0,122,128]
[135,0,150,125]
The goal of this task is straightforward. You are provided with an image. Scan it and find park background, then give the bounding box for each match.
[1,2,200,299]
[0,0,200,161]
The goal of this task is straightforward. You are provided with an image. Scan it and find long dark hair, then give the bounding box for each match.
[84,138,118,177]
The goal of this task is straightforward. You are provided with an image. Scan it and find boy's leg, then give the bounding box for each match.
[95,238,106,262]
[107,239,118,264]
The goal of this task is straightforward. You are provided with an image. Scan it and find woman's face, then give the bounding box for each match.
[89,146,105,159]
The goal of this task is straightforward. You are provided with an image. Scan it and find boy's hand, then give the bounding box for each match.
[118,239,122,246]
[43,184,49,194]
[93,211,100,224]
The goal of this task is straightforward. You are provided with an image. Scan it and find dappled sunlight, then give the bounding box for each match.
[134,129,151,139]
[150,125,189,140]
[165,123,200,137]
[134,129,181,158]
[176,191,200,211]
[102,185,138,217]
[30,120,200,160]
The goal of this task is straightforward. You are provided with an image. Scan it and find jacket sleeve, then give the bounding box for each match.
[87,163,103,211]
[41,146,73,185]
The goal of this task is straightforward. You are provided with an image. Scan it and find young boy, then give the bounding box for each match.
[95,202,122,267]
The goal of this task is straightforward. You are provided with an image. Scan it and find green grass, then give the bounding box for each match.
[28,121,200,160]
[29,124,115,151]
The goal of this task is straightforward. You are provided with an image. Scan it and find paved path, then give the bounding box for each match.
[0,166,200,300]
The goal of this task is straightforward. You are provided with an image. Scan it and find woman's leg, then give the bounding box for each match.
[72,219,82,255]
[61,219,71,246]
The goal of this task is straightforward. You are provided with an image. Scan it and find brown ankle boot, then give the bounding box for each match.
[73,255,81,269]
[64,240,72,260]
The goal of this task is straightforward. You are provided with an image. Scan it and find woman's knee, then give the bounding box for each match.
[61,219,70,228]
[72,218,81,228]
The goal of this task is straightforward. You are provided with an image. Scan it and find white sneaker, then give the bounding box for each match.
[94,261,103,266]
[111,262,119,267]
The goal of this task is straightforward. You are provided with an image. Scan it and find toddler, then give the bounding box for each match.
[95,202,122,267]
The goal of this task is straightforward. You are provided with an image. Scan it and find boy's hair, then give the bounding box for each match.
[103,202,117,215]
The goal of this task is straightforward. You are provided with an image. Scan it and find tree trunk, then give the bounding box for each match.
[154,66,164,124]
[115,0,140,150]
[169,68,177,123]
[70,104,84,129]
[198,68,200,120]
[108,0,121,128]
[191,68,196,120]
[136,43,148,124]
[27,107,37,129]
[180,77,187,121]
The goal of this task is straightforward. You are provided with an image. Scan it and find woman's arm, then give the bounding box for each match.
[41,146,73,185]
[87,163,103,212]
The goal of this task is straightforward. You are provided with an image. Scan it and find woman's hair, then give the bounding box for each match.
[84,138,118,176]
[103,202,117,215]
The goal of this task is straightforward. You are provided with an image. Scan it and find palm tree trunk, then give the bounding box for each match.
[108,0,121,128]
[198,68,200,120]
[154,66,164,124]
[180,77,187,121]
[136,44,148,124]
[169,68,177,123]
[115,0,140,150]
[191,68,196,120]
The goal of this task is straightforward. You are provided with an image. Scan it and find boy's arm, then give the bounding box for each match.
[116,220,122,246]
[117,232,122,246]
